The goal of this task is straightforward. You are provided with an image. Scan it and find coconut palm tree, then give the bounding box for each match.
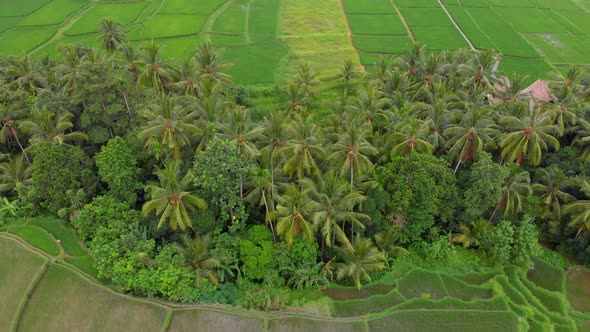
[346,85,390,125]
[328,120,377,187]
[0,154,33,193]
[457,49,499,89]
[564,180,590,237]
[396,42,426,78]
[334,237,385,290]
[444,108,498,173]
[139,96,200,160]
[118,42,140,85]
[387,118,435,157]
[0,105,29,162]
[282,83,308,113]
[142,161,207,231]
[498,110,559,166]
[175,234,220,286]
[532,167,575,221]
[138,40,171,95]
[6,53,47,92]
[272,183,320,245]
[172,57,201,96]
[98,18,126,54]
[451,220,492,248]
[294,62,319,97]
[19,108,88,147]
[491,168,532,220]
[244,166,277,240]
[194,41,229,82]
[218,108,264,160]
[308,171,369,250]
[340,59,357,96]
[281,114,327,180]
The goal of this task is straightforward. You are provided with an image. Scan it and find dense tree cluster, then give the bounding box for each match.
[1,20,590,306]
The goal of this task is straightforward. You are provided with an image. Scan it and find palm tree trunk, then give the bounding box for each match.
[262,189,276,242]
[454,160,461,174]
[122,91,132,121]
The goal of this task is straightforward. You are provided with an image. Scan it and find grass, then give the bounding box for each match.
[0,17,22,33]
[64,2,148,35]
[16,0,90,27]
[7,225,60,256]
[159,0,226,15]
[169,310,265,332]
[524,33,589,64]
[412,27,469,51]
[341,0,395,14]
[0,27,56,56]
[368,310,520,332]
[566,268,590,312]
[128,14,207,40]
[398,269,449,300]
[529,0,584,10]
[64,255,100,279]
[391,296,510,311]
[333,289,406,317]
[211,33,249,47]
[142,35,203,59]
[545,10,585,35]
[352,35,414,54]
[493,7,566,33]
[20,264,168,332]
[25,215,86,256]
[222,41,288,84]
[440,274,493,301]
[211,1,248,34]
[399,8,454,27]
[0,237,46,332]
[446,6,497,50]
[0,0,51,17]
[499,58,556,84]
[487,0,535,7]
[347,14,407,36]
[248,0,280,41]
[396,0,439,7]
[268,317,365,332]
[552,11,590,35]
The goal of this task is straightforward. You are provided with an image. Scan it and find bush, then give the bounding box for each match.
[238,225,277,282]
[73,195,140,242]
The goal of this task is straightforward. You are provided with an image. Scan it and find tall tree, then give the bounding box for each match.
[19,108,88,147]
[272,183,320,246]
[142,161,207,231]
[98,18,126,54]
[334,237,385,290]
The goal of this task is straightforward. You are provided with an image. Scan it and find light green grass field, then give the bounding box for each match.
[7,225,60,256]
[0,27,57,56]
[0,236,46,332]
[64,2,148,35]
[128,14,207,40]
[169,310,265,331]
[347,14,407,36]
[341,0,395,14]
[399,8,454,27]
[159,0,226,15]
[16,0,90,27]
[0,0,51,17]
[211,1,247,34]
[352,35,414,54]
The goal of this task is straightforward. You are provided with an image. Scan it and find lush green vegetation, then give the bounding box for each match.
[2,10,590,329]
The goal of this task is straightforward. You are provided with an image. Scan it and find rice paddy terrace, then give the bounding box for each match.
[1,217,590,331]
[0,0,590,84]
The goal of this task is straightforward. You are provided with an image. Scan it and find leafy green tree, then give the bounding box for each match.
[6,53,47,92]
[532,167,575,222]
[138,40,171,94]
[192,138,247,225]
[142,160,207,231]
[491,167,533,220]
[451,220,492,248]
[98,18,126,54]
[335,237,385,290]
[175,234,221,287]
[95,137,140,204]
[74,195,139,242]
[378,152,457,243]
[238,225,276,281]
[459,153,508,223]
[26,143,96,214]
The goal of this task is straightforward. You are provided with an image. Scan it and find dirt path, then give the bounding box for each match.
[389,0,416,43]
[435,0,475,50]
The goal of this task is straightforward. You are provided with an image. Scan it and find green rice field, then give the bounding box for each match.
[0,0,589,84]
[2,226,590,332]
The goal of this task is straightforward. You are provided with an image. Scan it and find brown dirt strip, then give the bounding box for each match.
[389,0,416,43]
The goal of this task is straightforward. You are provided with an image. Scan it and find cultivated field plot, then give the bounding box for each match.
[1,0,589,83]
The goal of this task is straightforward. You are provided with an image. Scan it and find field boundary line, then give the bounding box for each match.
[245,2,251,43]
[435,0,475,50]
[201,0,234,43]
[161,310,174,332]
[29,0,96,55]
[337,0,364,72]
[11,261,49,332]
[388,0,416,43]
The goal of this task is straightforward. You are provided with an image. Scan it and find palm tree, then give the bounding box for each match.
[334,237,385,290]
[139,96,200,160]
[294,62,319,97]
[244,166,277,240]
[387,118,435,157]
[172,57,201,96]
[346,86,390,125]
[98,18,126,54]
[272,183,320,245]
[340,59,357,96]
[175,234,221,287]
[328,120,377,186]
[194,41,229,82]
[564,180,590,237]
[444,108,498,173]
[118,42,140,85]
[0,154,33,193]
[491,168,532,220]
[457,49,499,89]
[545,84,580,136]
[281,114,327,180]
[308,172,369,250]
[6,53,47,92]
[0,105,29,162]
[532,167,575,221]
[498,110,559,166]
[574,120,590,161]
[451,220,492,248]
[19,108,88,146]
[282,83,308,113]
[142,161,207,231]
[138,40,171,95]
[218,108,264,160]
[396,42,426,78]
